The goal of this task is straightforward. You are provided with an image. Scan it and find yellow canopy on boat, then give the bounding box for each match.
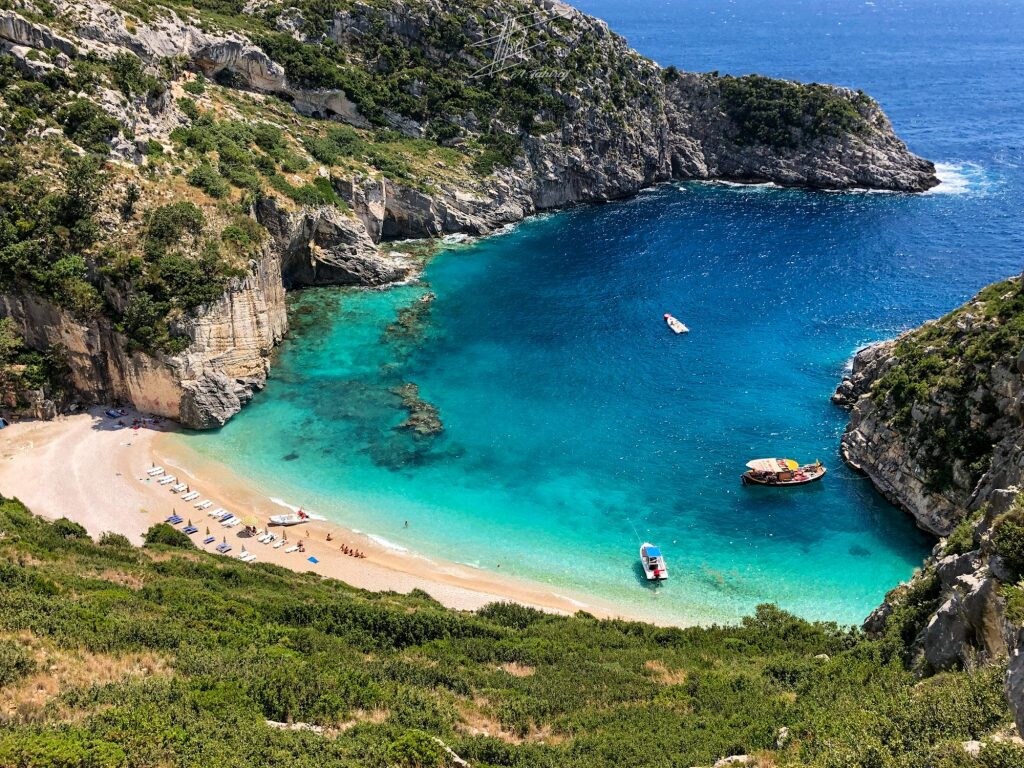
[746,458,799,473]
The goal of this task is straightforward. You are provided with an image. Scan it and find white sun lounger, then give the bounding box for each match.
[284,545,299,553]
[170,483,187,493]
[242,553,257,562]
[257,532,272,544]
[181,491,200,502]
[158,476,177,485]
[146,467,165,476]
[262,534,276,545]
[224,517,241,528]
[208,507,227,517]
[236,550,250,560]
[273,540,285,549]
[195,500,213,510]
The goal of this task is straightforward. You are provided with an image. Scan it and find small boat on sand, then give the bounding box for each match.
[741,458,826,486]
[269,509,310,526]
[640,542,668,581]
[664,313,689,334]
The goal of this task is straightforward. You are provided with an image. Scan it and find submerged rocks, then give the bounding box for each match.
[394,383,443,437]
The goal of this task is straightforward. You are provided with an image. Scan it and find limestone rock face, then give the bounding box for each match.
[1008,629,1024,738]
[0,243,287,429]
[255,198,417,287]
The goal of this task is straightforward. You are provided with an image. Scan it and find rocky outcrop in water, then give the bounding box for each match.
[835,275,1024,736]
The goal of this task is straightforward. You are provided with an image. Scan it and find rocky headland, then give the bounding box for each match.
[834,275,1024,737]
[0,0,937,428]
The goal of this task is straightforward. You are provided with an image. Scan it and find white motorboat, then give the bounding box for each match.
[269,509,310,527]
[640,542,668,581]
[664,313,689,334]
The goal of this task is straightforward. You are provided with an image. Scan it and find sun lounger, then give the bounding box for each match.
[262,534,276,545]
[273,540,284,549]
[307,556,319,564]
[208,507,226,517]
[215,543,232,554]
[183,525,199,535]
[215,513,233,523]
[195,500,213,510]
[158,476,176,485]
[146,467,165,476]
[202,535,216,545]
[170,484,187,493]
[257,532,271,543]
[181,491,200,502]
[165,514,183,524]
[236,550,249,560]
[243,553,257,562]
[221,516,238,526]
[284,545,299,553]
[224,518,241,528]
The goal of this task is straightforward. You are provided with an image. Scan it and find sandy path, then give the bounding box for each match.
[0,409,634,619]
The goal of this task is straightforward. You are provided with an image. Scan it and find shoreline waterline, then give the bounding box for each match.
[0,408,696,627]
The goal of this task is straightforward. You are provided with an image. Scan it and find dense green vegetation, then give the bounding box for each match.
[718,75,872,148]
[871,277,1024,491]
[0,497,1019,768]
[0,318,69,408]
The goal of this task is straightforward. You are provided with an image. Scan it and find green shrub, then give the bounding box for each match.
[110,52,163,99]
[98,531,133,548]
[59,98,120,154]
[386,729,445,768]
[182,75,207,95]
[142,522,194,549]
[145,202,205,254]
[991,517,1024,579]
[186,161,230,198]
[718,74,869,148]
[471,132,519,176]
[177,96,201,121]
[0,638,36,687]
[52,517,88,539]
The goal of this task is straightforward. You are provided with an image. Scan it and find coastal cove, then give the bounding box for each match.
[177,166,1013,626]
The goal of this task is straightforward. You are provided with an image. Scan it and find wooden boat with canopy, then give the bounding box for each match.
[741,458,826,486]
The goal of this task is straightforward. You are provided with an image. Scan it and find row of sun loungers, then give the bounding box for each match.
[146,467,313,565]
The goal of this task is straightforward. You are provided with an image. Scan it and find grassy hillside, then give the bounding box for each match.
[0,498,1020,768]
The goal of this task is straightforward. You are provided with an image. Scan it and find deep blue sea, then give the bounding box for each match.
[178,0,1024,625]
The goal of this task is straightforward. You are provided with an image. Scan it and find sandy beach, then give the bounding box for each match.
[0,408,633,620]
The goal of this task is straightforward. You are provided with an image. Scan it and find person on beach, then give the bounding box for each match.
[326,532,333,542]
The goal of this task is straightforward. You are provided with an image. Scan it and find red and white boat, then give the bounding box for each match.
[664,313,689,334]
[269,509,310,526]
[640,542,668,580]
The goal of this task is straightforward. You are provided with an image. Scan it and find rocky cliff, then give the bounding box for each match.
[0,0,937,428]
[834,275,1024,736]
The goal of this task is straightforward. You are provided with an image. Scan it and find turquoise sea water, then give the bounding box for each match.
[179,0,1024,625]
